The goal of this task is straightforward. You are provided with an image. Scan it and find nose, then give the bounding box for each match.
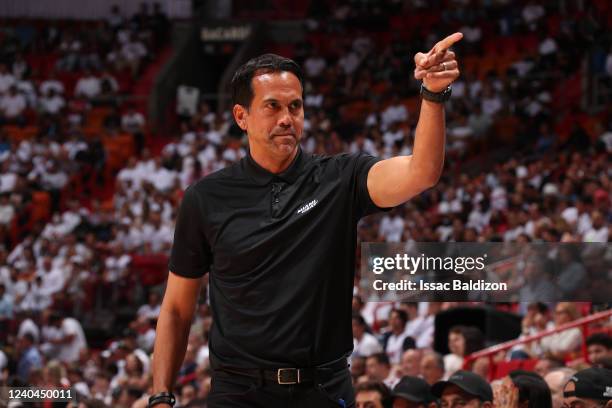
[277,107,292,128]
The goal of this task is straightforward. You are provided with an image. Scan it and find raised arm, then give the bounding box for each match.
[151,271,202,405]
[367,32,463,208]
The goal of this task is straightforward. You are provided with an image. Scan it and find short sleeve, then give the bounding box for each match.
[168,186,212,278]
[345,153,393,218]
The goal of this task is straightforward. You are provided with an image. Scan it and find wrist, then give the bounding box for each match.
[148,391,175,408]
[420,83,452,103]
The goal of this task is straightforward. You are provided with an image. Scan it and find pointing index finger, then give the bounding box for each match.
[432,32,464,54]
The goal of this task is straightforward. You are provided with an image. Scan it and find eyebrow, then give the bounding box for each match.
[262,98,302,105]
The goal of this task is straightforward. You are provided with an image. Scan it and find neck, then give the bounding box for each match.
[249,144,298,174]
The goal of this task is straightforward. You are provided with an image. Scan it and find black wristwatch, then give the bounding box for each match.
[420,83,452,103]
[148,391,176,407]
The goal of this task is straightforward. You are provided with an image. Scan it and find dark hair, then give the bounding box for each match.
[230,53,304,108]
[368,352,391,367]
[354,381,392,408]
[587,333,612,349]
[511,375,553,408]
[390,308,408,325]
[352,314,367,327]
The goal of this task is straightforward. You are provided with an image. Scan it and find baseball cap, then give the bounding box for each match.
[431,370,493,402]
[392,376,435,403]
[565,367,612,401]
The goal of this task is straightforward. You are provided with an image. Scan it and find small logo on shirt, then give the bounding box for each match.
[604,387,612,398]
[297,199,318,215]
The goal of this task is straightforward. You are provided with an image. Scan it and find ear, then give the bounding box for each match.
[482,402,493,408]
[233,104,248,131]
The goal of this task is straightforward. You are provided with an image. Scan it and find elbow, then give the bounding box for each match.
[419,170,442,191]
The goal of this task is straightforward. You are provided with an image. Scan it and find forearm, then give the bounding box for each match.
[152,307,192,394]
[409,99,446,186]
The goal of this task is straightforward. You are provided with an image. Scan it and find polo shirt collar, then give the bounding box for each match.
[244,147,304,185]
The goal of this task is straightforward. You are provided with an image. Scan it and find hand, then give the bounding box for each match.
[414,32,463,92]
[493,379,519,408]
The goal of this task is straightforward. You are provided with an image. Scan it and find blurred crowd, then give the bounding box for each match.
[0,0,611,407]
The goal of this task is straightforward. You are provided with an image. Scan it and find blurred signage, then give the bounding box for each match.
[200,25,251,42]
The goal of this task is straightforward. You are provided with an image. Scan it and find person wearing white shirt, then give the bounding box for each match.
[380,96,408,131]
[352,315,382,358]
[40,73,65,95]
[582,211,609,242]
[0,86,26,120]
[383,309,414,365]
[539,303,583,359]
[39,89,65,115]
[74,70,101,99]
[137,292,162,320]
[304,55,327,77]
[379,212,405,243]
[51,315,88,363]
[0,64,15,94]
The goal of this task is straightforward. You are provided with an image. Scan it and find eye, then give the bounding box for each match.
[266,101,279,109]
[290,101,302,110]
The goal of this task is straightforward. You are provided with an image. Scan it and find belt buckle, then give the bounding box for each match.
[277,368,300,385]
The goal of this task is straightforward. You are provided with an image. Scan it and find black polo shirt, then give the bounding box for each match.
[169,148,388,369]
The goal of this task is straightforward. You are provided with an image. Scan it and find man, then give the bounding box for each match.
[17,333,42,382]
[544,368,575,408]
[383,309,416,365]
[399,349,422,378]
[431,370,493,408]
[392,376,436,408]
[562,367,612,408]
[420,351,445,385]
[367,352,399,389]
[355,381,392,408]
[353,314,383,358]
[152,32,463,407]
[587,333,612,364]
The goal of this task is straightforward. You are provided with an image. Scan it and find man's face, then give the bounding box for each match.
[440,385,488,408]
[562,380,610,408]
[421,355,444,385]
[587,344,610,364]
[366,358,387,381]
[356,390,384,408]
[233,71,304,161]
[401,349,421,377]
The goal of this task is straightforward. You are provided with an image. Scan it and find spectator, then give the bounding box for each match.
[137,292,162,321]
[540,302,583,359]
[0,63,15,94]
[352,314,382,358]
[444,326,484,378]
[399,348,422,378]
[355,380,392,408]
[544,368,576,408]
[366,353,398,389]
[586,333,612,364]
[420,351,445,385]
[562,367,612,408]
[391,376,436,408]
[0,85,27,124]
[74,69,102,99]
[432,370,493,408]
[16,332,43,382]
[583,210,609,242]
[48,313,88,364]
[382,309,415,365]
[121,106,146,154]
[533,358,565,378]
[508,372,553,408]
[39,88,65,116]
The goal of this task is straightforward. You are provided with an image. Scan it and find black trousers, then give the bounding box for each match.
[208,367,355,407]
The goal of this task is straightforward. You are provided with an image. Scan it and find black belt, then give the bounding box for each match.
[214,358,348,385]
